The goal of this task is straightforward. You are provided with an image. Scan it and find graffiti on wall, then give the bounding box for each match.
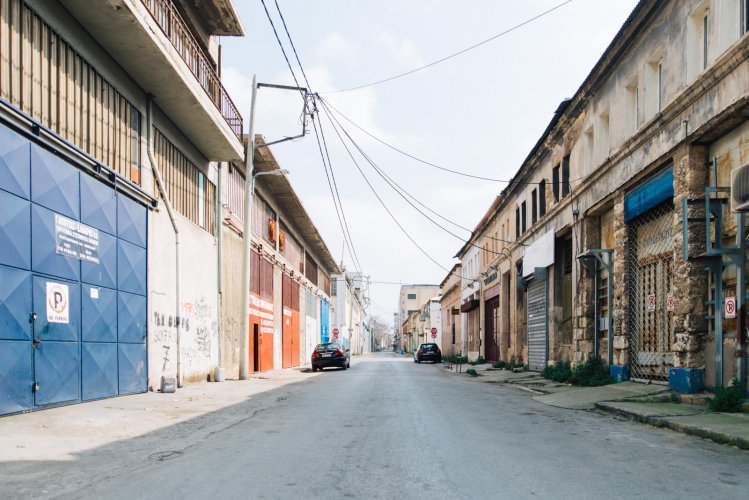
[151,296,217,376]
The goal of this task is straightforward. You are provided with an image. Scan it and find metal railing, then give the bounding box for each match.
[141,0,243,140]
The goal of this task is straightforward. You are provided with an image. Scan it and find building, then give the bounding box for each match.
[439,265,463,360]
[332,268,368,355]
[219,137,338,376]
[0,0,246,415]
[0,0,343,417]
[458,0,749,393]
[397,284,440,350]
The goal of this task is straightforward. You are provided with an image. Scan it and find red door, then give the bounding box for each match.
[291,280,300,367]
[282,274,293,368]
[485,297,500,362]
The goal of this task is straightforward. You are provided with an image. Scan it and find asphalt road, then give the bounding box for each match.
[50,353,749,499]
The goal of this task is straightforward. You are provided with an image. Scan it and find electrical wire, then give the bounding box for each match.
[319,99,469,280]
[325,0,574,93]
[320,98,524,251]
[260,0,302,90]
[264,0,365,274]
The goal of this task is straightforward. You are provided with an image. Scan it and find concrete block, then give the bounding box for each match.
[160,375,177,393]
[668,368,705,394]
[610,364,629,382]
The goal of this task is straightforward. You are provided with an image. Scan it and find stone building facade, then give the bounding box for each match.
[457,0,749,392]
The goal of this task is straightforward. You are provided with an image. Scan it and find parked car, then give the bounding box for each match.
[311,342,350,371]
[414,343,441,363]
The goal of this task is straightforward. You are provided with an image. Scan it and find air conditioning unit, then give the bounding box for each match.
[731,162,749,212]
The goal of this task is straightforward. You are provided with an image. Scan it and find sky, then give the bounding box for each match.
[219,0,640,327]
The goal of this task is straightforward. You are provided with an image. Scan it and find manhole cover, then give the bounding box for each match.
[149,450,183,462]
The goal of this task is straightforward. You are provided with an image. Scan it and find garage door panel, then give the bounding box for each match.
[34,341,80,406]
[0,340,33,414]
[30,145,79,220]
[117,194,147,248]
[80,174,116,236]
[118,291,147,343]
[118,343,147,394]
[0,124,31,200]
[31,205,80,281]
[82,285,117,342]
[82,342,118,400]
[81,230,117,289]
[0,191,31,270]
[0,266,32,341]
[117,239,146,296]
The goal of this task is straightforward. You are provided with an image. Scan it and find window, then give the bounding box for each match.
[224,164,246,221]
[305,253,318,286]
[279,221,304,273]
[515,207,521,238]
[625,79,639,135]
[153,129,216,234]
[0,0,142,184]
[687,3,709,80]
[552,164,560,201]
[562,155,570,197]
[452,323,456,345]
[531,189,538,224]
[539,179,546,217]
[597,112,610,163]
[521,201,527,233]
[645,48,664,118]
[198,172,206,228]
[407,293,417,300]
[583,126,594,175]
[744,0,749,34]
[252,194,277,245]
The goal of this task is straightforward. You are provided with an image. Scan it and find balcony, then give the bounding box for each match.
[141,0,242,137]
[61,0,245,161]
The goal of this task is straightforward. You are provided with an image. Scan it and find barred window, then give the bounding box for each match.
[252,194,276,245]
[153,128,215,235]
[0,0,141,183]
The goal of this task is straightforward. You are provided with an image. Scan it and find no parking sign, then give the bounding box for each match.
[725,296,736,319]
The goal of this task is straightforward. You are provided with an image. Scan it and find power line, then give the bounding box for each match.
[319,100,469,280]
[260,0,302,89]
[313,110,364,273]
[323,98,512,182]
[325,0,574,93]
[320,99,524,251]
[263,0,365,274]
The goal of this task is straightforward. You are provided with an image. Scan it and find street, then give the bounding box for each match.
[1,352,747,499]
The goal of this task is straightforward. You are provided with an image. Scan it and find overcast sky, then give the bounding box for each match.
[219,0,640,326]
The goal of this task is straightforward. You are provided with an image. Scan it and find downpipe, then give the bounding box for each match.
[146,95,182,388]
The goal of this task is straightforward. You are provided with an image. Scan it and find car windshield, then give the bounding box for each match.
[421,344,437,351]
[315,343,340,351]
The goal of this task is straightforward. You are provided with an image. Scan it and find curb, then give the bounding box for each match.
[595,402,749,451]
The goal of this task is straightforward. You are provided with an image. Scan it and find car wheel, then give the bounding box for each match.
[312,366,318,372]
[341,363,347,370]
[347,361,351,368]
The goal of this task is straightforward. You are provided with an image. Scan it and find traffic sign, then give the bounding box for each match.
[431,332,437,339]
[725,296,736,319]
[431,327,437,334]
[333,328,339,335]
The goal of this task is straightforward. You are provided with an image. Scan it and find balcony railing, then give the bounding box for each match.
[141,0,243,141]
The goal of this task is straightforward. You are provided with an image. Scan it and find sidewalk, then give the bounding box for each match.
[445,362,749,451]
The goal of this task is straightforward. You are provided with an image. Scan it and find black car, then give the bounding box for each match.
[414,343,441,363]
[311,342,350,371]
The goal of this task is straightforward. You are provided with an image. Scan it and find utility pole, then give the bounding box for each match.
[239,75,258,380]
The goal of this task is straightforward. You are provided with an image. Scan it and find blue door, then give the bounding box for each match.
[32,276,81,406]
[0,121,149,416]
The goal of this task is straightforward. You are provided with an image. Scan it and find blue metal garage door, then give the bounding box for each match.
[0,122,148,416]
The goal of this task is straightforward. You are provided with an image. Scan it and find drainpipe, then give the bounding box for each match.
[215,162,223,380]
[146,95,182,388]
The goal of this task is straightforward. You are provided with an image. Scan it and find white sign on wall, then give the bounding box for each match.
[523,229,555,277]
[46,282,69,324]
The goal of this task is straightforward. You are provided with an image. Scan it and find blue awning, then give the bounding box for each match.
[624,166,674,221]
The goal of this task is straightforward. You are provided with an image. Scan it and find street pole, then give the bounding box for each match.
[240,75,257,380]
